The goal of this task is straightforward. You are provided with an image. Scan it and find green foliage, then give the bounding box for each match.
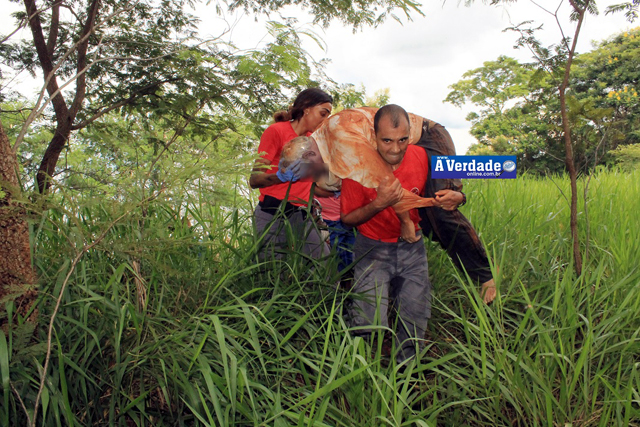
[1,171,639,425]
[1,102,52,184]
[606,0,640,21]
[446,28,640,175]
[445,56,565,173]
[444,56,532,119]
[2,100,260,207]
[1,0,419,195]
[331,84,391,112]
[367,88,392,108]
[610,142,640,170]
[58,109,258,205]
[467,135,517,156]
[227,0,424,29]
[0,1,338,194]
[572,27,640,146]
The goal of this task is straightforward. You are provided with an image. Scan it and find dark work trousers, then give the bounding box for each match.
[418,207,493,283]
[415,120,493,284]
[349,233,431,363]
[253,206,330,261]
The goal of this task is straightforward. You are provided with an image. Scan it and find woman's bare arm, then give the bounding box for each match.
[249,158,285,189]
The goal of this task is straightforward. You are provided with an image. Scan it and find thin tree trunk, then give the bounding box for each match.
[36,124,71,193]
[559,0,590,277]
[0,119,37,321]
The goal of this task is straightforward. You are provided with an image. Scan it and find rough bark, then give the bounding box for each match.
[0,119,37,322]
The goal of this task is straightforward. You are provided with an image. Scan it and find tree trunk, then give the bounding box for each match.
[0,119,37,322]
[559,91,583,276]
[558,0,590,277]
[36,124,72,193]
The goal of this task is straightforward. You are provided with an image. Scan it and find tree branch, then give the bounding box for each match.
[59,2,83,25]
[553,0,572,53]
[12,6,135,153]
[0,108,33,114]
[1,0,62,44]
[71,78,180,130]
[144,100,208,194]
[558,0,590,276]
[11,382,31,426]
[14,32,210,149]
[23,0,70,125]
[46,1,61,57]
[69,0,101,120]
[0,21,27,45]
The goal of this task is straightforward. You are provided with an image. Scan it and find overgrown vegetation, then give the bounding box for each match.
[1,170,638,426]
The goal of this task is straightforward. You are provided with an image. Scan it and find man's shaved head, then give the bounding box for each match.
[374,104,410,135]
[374,104,411,169]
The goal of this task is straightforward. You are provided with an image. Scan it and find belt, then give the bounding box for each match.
[258,195,307,218]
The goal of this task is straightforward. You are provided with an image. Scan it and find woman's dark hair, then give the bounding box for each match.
[274,88,333,122]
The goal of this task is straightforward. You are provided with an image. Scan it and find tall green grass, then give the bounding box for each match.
[1,170,639,426]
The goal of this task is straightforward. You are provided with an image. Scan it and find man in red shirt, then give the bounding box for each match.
[286,106,495,304]
[341,105,431,364]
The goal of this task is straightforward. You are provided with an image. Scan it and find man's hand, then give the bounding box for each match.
[398,211,421,243]
[341,176,403,227]
[435,189,464,211]
[373,176,403,210]
[277,158,306,183]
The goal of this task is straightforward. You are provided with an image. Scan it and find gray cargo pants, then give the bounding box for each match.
[349,233,431,363]
[253,206,330,261]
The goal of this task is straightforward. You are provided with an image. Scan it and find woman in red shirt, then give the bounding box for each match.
[249,88,333,260]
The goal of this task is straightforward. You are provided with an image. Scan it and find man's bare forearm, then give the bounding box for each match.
[249,171,284,189]
[341,200,385,227]
[397,211,412,224]
[342,176,403,227]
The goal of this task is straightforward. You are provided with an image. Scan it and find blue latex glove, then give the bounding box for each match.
[334,191,341,199]
[276,158,305,183]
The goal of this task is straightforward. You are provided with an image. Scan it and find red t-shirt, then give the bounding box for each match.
[257,121,313,205]
[341,145,429,242]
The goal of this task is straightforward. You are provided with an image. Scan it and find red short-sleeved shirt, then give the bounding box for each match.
[257,121,313,205]
[341,145,429,242]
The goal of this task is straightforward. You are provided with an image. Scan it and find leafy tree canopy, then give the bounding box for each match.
[446,27,640,174]
[1,0,418,193]
[227,0,423,29]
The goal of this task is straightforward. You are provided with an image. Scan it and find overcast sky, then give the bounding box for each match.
[2,0,632,153]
